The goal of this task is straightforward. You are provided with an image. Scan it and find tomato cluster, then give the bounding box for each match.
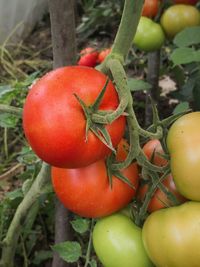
[78,47,111,67]
[133,0,200,51]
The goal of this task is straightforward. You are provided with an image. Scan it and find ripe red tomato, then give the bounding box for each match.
[78,47,99,67]
[23,66,126,168]
[138,140,186,212]
[51,139,139,218]
[97,48,111,63]
[142,0,160,18]
[174,0,198,4]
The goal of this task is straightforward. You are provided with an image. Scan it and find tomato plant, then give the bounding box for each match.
[174,0,198,4]
[23,66,126,168]
[167,112,200,201]
[138,139,186,212]
[160,4,200,38]
[77,47,99,67]
[133,16,165,51]
[51,139,139,218]
[97,48,111,63]
[142,0,160,18]
[93,213,154,267]
[142,201,200,267]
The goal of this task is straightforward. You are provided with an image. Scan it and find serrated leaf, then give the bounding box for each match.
[170,47,200,66]
[52,241,82,263]
[0,113,19,128]
[127,78,151,91]
[173,102,189,115]
[71,217,90,234]
[173,26,200,47]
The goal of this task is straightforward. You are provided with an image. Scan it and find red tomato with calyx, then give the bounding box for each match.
[174,0,198,4]
[138,174,186,212]
[97,48,111,63]
[138,139,186,212]
[23,66,126,168]
[142,139,167,167]
[51,139,139,218]
[78,47,99,67]
[142,0,160,18]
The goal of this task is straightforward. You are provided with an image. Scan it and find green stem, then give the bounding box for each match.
[0,104,23,116]
[0,163,51,267]
[84,219,95,267]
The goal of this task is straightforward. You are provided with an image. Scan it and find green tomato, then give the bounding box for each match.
[167,112,200,201]
[133,16,165,52]
[93,213,153,267]
[160,4,200,38]
[142,201,200,267]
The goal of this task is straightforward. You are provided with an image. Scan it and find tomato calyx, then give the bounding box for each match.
[74,79,116,152]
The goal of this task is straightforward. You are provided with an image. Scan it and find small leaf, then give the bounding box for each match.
[52,241,82,263]
[0,113,19,128]
[90,259,97,267]
[6,188,23,200]
[33,250,53,265]
[170,47,200,66]
[173,102,189,115]
[173,26,200,47]
[0,85,13,98]
[127,79,151,91]
[71,217,90,234]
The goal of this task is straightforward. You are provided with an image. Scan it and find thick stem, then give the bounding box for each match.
[48,1,77,267]
[0,163,51,267]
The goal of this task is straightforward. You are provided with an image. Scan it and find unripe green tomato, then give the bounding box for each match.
[160,4,200,38]
[93,214,154,267]
[133,16,165,52]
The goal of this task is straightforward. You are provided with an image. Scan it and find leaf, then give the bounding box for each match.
[0,113,19,128]
[173,102,189,115]
[170,47,200,66]
[90,259,97,267]
[52,241,82,263]
[71,217,90,234]
[0,85,13,98]
[127,78,151,91]
[173,26,200,47]
[33,250,53,265]
[6,188,23,200]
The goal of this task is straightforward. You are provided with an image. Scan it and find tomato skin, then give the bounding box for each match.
[133,17,165,52]
[142,0,160,18]
[174,0,198,4]
[77,47,99,67]
[160,4,200,38]
[51,140,139,218]
[167,112,200,201]
[23,66,126,168]
[138,139,186,212]
[142,201,200,267]
[97,48,111,63]
[93,213,154,267]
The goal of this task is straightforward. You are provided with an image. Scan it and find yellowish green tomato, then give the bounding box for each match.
[160,4,200,38]
[133,16,165,52]
[142,201,200,267]
[92,213,154,267]
[167,112,200,201]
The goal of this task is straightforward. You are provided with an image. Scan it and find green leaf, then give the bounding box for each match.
[127,78,151,91]
[52,241,82,263]
[0,113,19,128]
[170,47,200,66]
[90,259,97,267]
[33,250,53,265]
[0,85,13,98]
[173,102,189,115]
[173,26,200,47]
[71,217,90,234]
[6,188,23,200]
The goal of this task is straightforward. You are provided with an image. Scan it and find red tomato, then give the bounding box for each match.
[78,47,99,67]
[142,139,167,167]
[138,139,186,212]
[23,66,126,168]
[142,0,160,18]
[174,0,198,4]
[51,139,139,218]
[138,174,186,212]
[97,48,111,63]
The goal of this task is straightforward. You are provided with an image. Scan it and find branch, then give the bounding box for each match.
[0,163,51,267]
[0,104,22,116]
